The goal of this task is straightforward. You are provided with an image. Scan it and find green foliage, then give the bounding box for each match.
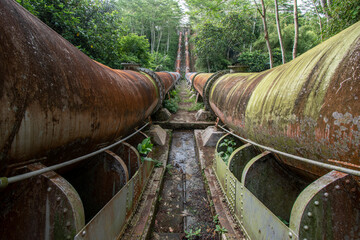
[17,0,182,70]
[323,0,360,38]
[164,99,179,113]
[215,225,228,235]
[237,51,270,72]
[218,138,236,165]
[163,89,181,113]
[118,33,152,67]
[213,214,219,224]
[169,89,181,102]
[185,102,204,112]
[137,137,153,156]
[185,227,201,239]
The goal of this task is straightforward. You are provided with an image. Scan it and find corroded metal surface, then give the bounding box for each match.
[169,72,181,83]
[0,163,85,240]
[185,72,197,85]
[185,31,190,74]
[209,22,360,177]
[155,72,174,93]
[0,0,161,175]
[62,151,129,222]
[175,32,182,73]
[74,159,154,240]
[290,170,360,239]
[193,73,214,96]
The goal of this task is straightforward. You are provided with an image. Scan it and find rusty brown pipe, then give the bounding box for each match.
[185,31,190,74]
[169,72,181,83]
[0,0,165,175]
[155,72,175,93]
[175,32,182,74]
[196,22,360,177]
[185,72,196,85]
[193,73,214,95]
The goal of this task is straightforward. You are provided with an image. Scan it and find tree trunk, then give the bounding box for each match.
[312,0,323,41]
[250,11,257,52]
[207,56,210,73]
[274,0,286,64]
[166,27,170,54]
[259,0,273,68]
[293,0,299,59]
[156,29,163,54]
[150,22,155,54]
[320,0,331,24]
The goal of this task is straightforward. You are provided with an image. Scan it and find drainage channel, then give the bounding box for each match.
[151,130,216,240]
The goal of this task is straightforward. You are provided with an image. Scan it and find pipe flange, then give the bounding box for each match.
[137,67,165,114]
[203,70,230,113]
[191,72,204,90]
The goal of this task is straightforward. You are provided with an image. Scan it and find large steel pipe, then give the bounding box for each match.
[155,72,175,93]
[185,72,197,85]
[198,22,360,177]
[175,32,182,73]
[169,72,181,82]
[185,31,190,74]
[193,73,214,95]
[211,22,360,176]
[0,0,161,175]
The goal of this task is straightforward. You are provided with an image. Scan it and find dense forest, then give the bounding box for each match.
[17,0,360,72]
[17,0,182,70]
[186,0,360,72]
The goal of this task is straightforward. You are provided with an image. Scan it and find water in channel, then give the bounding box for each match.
[151,130,216,240]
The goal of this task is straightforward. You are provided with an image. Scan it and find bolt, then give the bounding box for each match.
[324,192,329,197]
[47,187,52,192]
[82,230,86,236]
[304,225,309,230]
[335,185,340,190]
[307,212,312,217]
[314,201,319,206]
[63,208,68,214]
[289,232,293,238]
[56,197,61,202]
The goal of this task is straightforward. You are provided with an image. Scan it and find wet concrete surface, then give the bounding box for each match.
[152,131,216,239]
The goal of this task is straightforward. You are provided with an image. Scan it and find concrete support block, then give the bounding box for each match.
[148,125,167,146]
[195,109,213,121]
[152,108,171,121]
[201,126,225,147]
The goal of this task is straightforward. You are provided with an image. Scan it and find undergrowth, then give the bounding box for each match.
[163,89,181,113]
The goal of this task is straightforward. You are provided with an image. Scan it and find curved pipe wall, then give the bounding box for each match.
[0,0,175,175]
[193,73,214,95]
[185,31,190,74]
[194,22,360,177]
[175,32,182,73]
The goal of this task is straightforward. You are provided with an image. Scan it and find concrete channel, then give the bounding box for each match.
[152,131,216,239]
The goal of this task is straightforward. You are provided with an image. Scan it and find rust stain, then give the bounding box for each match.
[0,0,165,175]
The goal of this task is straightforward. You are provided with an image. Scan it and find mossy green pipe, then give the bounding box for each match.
[209,22,360,177]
